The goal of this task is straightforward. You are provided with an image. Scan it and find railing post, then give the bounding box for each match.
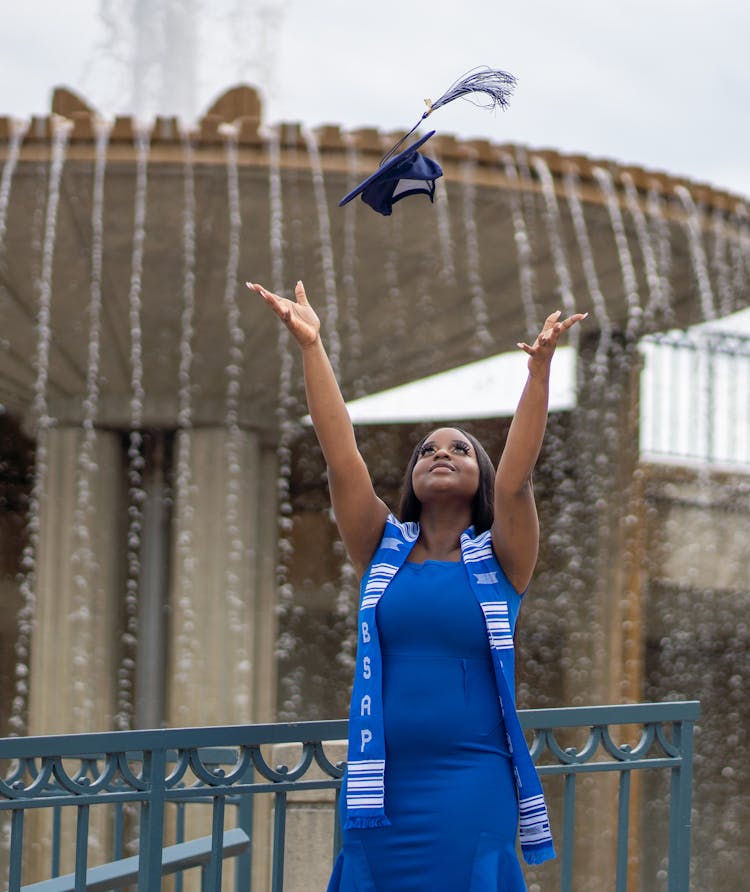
[615,770,631,892]
[271,791,287,892]
[8,810,24,892]
[73,805,90,891]
[560,772,576,892]
[234,762,254,892]
[137,747,167,892]
[203,796,225,892]
[668,717,696,892]
[175,800,186,892]
[332,785,342,863]
[51,805,62,877]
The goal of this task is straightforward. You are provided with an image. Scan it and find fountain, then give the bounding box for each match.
[1,82,750,890]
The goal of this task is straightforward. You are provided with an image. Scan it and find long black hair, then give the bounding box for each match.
[397,427,496,533]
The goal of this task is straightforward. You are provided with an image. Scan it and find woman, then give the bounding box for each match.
[247,279,585,891]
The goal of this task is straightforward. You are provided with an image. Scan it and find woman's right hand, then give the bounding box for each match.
[246,280,320,348]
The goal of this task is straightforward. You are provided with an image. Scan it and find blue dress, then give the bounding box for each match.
[328,560,527,891]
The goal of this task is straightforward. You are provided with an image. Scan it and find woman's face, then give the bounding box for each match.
[410,427,481,507]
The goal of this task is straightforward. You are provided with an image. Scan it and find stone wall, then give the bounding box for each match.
[640,462,750,892]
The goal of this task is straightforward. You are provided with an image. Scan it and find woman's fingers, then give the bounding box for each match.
[294,280,308,305]
[519,311,588,356]
[247,280,309,314]
[562,312,588,329]
[246,281,290,320]
[540,311,588,342]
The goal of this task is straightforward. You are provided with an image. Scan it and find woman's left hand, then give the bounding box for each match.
[517,310,587,375]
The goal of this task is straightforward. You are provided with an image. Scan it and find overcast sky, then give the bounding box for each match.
[2,0,749,199]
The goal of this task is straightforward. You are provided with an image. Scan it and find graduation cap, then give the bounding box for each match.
[339,67,517,216]
[338,130,442,216]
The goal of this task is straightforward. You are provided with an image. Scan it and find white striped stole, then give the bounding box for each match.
[480,601,514,650]
[519,794,552,844]
[461,530,494,563]
[361,562,401,609]
[346,759,386,809]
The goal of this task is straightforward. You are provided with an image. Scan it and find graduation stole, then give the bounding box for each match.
[344,513,556,865]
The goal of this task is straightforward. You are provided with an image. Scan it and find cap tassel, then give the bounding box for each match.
[377,65,517,177]
[423,66,517,118]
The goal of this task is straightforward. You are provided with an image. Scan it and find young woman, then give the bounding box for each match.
[247,279,585,891]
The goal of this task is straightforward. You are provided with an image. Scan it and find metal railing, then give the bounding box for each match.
[0,701,699,891]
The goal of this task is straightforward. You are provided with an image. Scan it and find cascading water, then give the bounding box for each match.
[562,167,612,371]
[0,121,27,250]
[282,125,309,282]
[675,184,717,322]
[461,156,492,354]
[119,127,150,731]
[734,205,750,288]
[646,185,674,325]
[382,212,406,341]
[501,152,538,339]
[620,172,666,329]
[10,118,72,735]
[710,206,734,318]
[270,125,308,720]
[277,127,349,720]
[220,124,252,720]
[5,133,48,737]
[432,148,457,290]
[171,130,198,723]
[266,125,295,603]
[514,146,540,249]
[304,128,341,379]
[0,123,29,736]
[531,155,578,340]
[341,135,364,397]
[69,121,110,731]
[593,166,643,341]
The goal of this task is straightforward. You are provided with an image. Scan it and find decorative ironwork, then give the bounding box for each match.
[1,703,698,892]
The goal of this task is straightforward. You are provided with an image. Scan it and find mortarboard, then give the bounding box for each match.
[338,130,442,216]
[339,67,517,216]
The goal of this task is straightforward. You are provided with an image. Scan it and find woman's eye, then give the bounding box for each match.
[419,444,436,456]
[451,442,470,455]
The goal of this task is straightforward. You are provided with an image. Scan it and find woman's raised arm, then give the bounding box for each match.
[492,310,586,593]
[247,281,388,576]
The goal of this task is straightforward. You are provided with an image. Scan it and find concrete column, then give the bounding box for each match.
[25,426,125,880]
[166,426,278,727]
[28,427,125,735]
[165,427,279,892]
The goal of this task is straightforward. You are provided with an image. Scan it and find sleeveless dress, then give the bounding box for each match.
[327,559,528,891]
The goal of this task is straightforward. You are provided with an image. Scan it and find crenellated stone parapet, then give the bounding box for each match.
[1,84,745,215]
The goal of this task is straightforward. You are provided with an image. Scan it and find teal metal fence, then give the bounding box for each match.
[0,701,699,891]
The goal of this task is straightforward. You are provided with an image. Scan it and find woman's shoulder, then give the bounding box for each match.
[462,527,527,599]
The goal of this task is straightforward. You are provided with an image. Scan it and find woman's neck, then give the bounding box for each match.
[410,507,472,562]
